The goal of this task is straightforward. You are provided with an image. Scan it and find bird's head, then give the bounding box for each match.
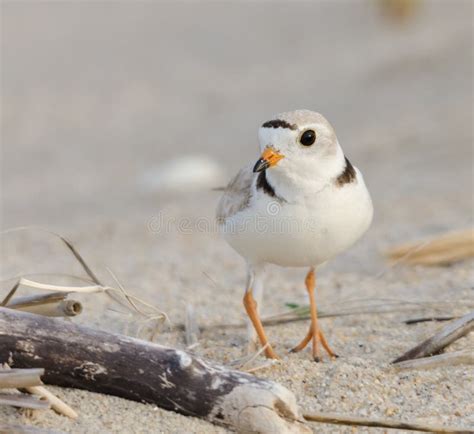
[253,110,343,182]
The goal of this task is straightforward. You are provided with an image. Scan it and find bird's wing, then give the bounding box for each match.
[216,164,254,224]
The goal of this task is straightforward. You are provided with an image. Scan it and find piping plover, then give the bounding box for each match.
[217,110,373,360]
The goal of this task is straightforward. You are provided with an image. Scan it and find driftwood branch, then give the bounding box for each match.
[0,307,309,433]
[393,311,474,363]
[303,412,472,433]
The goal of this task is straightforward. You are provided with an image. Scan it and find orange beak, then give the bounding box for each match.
[253,146,285,173]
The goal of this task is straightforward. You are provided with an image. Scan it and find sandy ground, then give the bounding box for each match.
[1,1,473,433]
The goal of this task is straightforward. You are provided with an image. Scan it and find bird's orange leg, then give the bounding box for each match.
[243,290,279,359]
[290,268,337,361]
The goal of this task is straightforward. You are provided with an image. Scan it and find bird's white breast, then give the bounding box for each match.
[220,169,373,267]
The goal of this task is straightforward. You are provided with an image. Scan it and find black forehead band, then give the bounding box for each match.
[261,119,297,130]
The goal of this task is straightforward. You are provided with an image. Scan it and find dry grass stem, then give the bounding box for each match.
[266,296,472,321]
[242,359,279,374]
[105,268,166,322]
[196,298,473,332]
[18,278,107,294]
[1,273,97,286]
[185,304,199,347]
[1,227,102,284]
[1,227,169,333]
[303,411,472,433]
[135,314,170,342]
[227,343,270,369]
[104,269,170,341]
[387,228,474,266]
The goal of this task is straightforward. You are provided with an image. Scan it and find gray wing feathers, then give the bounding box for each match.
[216,164,254,224]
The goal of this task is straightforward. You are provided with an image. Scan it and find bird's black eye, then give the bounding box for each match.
[299,129,316,146]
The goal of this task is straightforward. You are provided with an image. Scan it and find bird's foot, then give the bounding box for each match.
[290,325,337,362]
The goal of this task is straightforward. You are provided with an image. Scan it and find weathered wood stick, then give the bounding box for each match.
[0,393,50,410]
[393,311,474,363]
[393,350,474,371]
[0,308,309,433]
[0,368,44,388]
[5,293,83,317]
[303,412,472,433]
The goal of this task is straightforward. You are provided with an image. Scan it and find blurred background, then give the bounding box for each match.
[1,1,473,274]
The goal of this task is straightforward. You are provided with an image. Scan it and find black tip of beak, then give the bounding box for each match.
[253,158,270,173]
